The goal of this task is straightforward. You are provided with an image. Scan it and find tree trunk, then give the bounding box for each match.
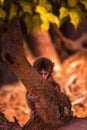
[0,113,21,130]
[1,17,87,130]
[1,17,64,129]
[27,29,62,74]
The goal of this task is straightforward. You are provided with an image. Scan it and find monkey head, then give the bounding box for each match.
[33,57,54,79]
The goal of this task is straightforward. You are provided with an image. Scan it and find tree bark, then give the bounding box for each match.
[1,17,64,128]
[27,29,62,73]
[1,17,87,130]
[0,113,21,130]
[58,117,87,130]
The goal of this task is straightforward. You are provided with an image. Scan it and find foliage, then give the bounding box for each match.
[0,0,87,33]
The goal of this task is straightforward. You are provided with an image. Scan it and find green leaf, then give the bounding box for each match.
[68,0,78,7]
[9,3,17,21]
[18,1,32,15]
[69,9,81,29]
[80,0,87,10]
[0,7,6,19]
[24,15,33,33]
[32,15,41,28]
[39,0,47,5]
[59,7,69,20]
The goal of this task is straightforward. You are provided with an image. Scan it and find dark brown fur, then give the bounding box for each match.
[26,57,73,121]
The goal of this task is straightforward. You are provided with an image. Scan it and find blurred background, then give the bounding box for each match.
[0,0,87,126]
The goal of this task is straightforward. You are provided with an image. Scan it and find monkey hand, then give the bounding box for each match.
[57,92,73,122]
[27,93,38,102]
[30,109,36,120]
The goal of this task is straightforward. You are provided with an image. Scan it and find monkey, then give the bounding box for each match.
[26,91,37,120]
[26,57,73,121]
[33,57,61,93]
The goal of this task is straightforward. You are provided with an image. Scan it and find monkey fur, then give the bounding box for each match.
[26,57,73,121]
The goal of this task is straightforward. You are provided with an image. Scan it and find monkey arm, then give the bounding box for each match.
[26,92,38,120]
[26,92,35,110]
[57,92,73,122]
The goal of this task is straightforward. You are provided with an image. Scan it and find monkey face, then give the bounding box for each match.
[39,69,49,79]
[33,57,54,78]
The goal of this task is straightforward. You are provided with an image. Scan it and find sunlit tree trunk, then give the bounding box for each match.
[27,29,62,77]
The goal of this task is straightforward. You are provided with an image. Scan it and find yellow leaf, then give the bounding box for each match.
[40,14,49,28]
[80,0,87,10]
[36,5,47,15]
[39,0,52,12]
[47,13,60,28]
[9,3,17,21]
[59,7,68,20]
[41,21,50,31]
[36,5,60,30]
[69,9,80,29]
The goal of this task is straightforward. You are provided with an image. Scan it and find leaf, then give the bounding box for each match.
[9,3,17,21]
[39,0,47,5]
[59,7,68,20]
[47,13,60,28]
[0,7,6,19]
[32,15,41,28]
[40,14,49,31]
[80,0,87,10]
[18,1,32,15]
[24,15,33,33]
[41,21,50,31]
[36,5,60,30]
[36,5,47,15]
[39,0,52,12]
[68,0,78,7]
[69,9,81,29]
[36,5,50,31]
[0,0,4,6]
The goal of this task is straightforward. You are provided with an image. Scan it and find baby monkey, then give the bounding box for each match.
[33,57,60,92]
[26,57,73,121]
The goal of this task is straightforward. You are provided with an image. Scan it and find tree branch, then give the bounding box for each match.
[1,17,63,127]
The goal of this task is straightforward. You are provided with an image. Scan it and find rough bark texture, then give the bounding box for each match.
[0,112,87,130]
[1,17,65,128]
[58,117,87,130]
[0,112,21,130]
